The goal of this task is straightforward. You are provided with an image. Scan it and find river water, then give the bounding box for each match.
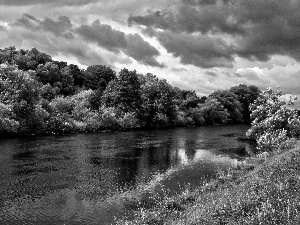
[0,125,255,225]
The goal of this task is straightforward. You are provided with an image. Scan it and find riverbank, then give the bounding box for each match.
[116,142,300,224]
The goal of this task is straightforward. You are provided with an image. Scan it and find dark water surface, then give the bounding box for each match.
[0,125,255,225]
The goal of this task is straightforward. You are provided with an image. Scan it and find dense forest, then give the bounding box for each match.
[0,46,260,136]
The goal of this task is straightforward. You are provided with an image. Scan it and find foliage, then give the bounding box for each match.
[0,46,261,136]
[197,98,229,125]
[83,65,116,90]
[140,73,177,128]
[174,88,200,110]
[118,112,140,129]
[0,103,19,134]
[98,106,120,130]
[247,87,300,152]
[0,46,52,70]
[209,90,243,124]
[230,84,260,123]
[0,63,49,133]
[102,68,142,116]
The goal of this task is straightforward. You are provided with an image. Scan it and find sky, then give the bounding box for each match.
[0,0,300,100]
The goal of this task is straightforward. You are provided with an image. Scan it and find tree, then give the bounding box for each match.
[83,65,116,90]
[209,90,243,124]
[247,87,300,152]
[174,88,200,110]
[0,46,18,64]
[36,61,75,95]
[59,66,75,95]
[229,84,260,123]
[140,73,177,127]
[102,68,142,116]
[0,64,48,133]
[68,64,85,87]
[197,98,229,125]
[36,62,61,85]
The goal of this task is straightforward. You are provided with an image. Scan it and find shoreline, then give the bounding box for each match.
[0,123,252,139]
[116,142,300,224]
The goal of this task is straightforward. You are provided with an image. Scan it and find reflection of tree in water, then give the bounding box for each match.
[12,139,38,161]
[148,140,172,171]
[183,139,197,161]
[114,149,141,188]
[110,140,174,189]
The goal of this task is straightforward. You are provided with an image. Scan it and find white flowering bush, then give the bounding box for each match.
[247,87,300,152]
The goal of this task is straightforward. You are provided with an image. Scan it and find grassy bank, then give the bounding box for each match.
[116,143,300,224]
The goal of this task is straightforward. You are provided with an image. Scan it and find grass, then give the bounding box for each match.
[115,142,300,224]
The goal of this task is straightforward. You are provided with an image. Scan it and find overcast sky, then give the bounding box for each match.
[0,0,300,97]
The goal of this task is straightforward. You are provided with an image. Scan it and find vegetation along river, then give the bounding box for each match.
[0,125,256,224]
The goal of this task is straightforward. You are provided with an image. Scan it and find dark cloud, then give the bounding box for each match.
[76,20,162,67]
[0,0,97,6]
[129,0,300,64]
[235,1,300,61]
[40,16,73,39]
[181,0,232,5]
[234,73,242,78]
[205,71,218,77]
[64,46,107,66]
[128,10,177,31]
[14,14,73,39]
[128,1,244,34]
[76,20,127,52]
[0,25,6,31]
[11,14,162,67]
[157,31,235,68]
[125,33,164,67]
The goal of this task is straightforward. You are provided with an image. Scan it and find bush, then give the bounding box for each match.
[247,87,300,152]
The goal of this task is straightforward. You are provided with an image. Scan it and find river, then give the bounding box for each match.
[0,125,256,225]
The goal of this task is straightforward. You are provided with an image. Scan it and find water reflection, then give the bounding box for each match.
[0,125,256,225]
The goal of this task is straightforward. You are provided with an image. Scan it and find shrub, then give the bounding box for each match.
[247,87,300,152]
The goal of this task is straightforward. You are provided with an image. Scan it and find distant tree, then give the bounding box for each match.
[0,46,18,64]
[83,65,116,90]
[53,61,68,70]
[40,84,58,101]
[140,73,177,127]
[230,84,260,123]
[83,65,117,109]
[209,90,243,124]
[102,68,142,116]
[36,62,75,95]
[36,62,61,85]
[174,89,200,110]
[59,66,75,95]
[199,96,207,103]
[197,98,229,125]
[0,64,48,133]
[68,64,85,87]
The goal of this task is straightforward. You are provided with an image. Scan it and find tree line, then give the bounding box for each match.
[0,46,260,136]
